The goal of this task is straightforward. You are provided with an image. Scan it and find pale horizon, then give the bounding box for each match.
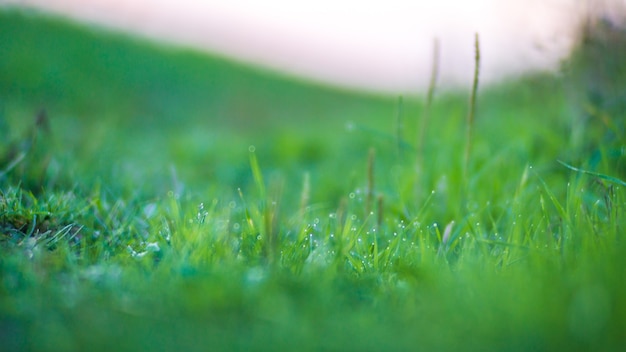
[4,0,618,94]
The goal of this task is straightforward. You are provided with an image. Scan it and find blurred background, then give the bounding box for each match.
[1,0,625,196]
[6,0,623,94]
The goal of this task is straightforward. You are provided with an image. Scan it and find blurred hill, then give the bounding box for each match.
[0,8,391,133]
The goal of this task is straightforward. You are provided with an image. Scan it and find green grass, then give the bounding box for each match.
[2,8,626,351]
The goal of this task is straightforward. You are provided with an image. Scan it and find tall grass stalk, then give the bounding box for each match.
[464,33,481,191]
[377,194,384,230]
[299,172,311,220]
[264,176,283,265]
[395,96,404,157]
[366,148,376,217]
[418,38,440,160]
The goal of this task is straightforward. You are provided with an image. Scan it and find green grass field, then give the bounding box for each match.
[1,8,626,351]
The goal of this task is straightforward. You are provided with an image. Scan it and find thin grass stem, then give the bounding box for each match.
[464,33,481,192]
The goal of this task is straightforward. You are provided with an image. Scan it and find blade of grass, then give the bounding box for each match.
[558,160,626,187]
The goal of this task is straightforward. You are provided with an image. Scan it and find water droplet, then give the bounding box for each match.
[349,192,356,199]
[248,145,256,153]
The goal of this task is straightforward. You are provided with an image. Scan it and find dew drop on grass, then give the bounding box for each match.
[143,203,157,219]
[349,192,356,199]
[248,145,256,153]
[145,242,160,252]
[229,201,236,209]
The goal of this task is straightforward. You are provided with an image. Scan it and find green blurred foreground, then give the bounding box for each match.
[1,9,626,351]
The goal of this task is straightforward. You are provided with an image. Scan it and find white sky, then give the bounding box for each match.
[1,0,599,94]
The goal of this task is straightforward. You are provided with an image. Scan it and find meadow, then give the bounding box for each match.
[1,8,625,351]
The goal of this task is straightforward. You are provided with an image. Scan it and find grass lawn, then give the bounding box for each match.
[1,8,626,351]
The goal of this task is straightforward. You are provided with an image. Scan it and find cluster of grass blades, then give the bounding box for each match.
[1,7,626,351]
